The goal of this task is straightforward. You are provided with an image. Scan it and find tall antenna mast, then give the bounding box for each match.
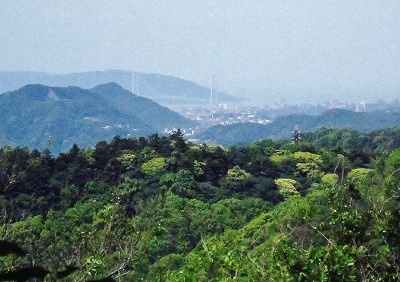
[210,74,214,106]
[131,71,136,93]
[210,74,217,106]
[134,72,139,96]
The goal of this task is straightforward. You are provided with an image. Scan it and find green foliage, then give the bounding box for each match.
[160,169,198,198]
[171,170,400,280]
[1,129,400,281]
[147,253,184,281]
[117,152,137,167]
[270,150,293,164]
[274,178,300,199]
[386,148,400,172]
[293,151,324,179]
[141,157,166,175]
[347,168,375,190]
[226,165,251,181]
[321,173,339,186]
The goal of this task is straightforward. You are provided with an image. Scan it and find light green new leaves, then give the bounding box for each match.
[141,157,166,175]
[274,178,300,199]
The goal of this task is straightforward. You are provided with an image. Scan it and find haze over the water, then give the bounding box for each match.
[1,1,399,104]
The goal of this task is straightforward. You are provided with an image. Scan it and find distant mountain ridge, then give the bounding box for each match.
[195,109,400,146]
[135,73,239,109]
[0,70,239,110]
[0,70,133,94]
[0,83,195,153]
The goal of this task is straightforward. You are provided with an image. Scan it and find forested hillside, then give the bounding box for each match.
[0,83,195,153]
[91,82,195,131]
[197,109,400,146]
[1,128,400,281]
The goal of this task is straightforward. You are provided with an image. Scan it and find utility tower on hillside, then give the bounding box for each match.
[292,124,301,144]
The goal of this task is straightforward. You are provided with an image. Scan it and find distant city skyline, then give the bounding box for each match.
[1,1,399,103]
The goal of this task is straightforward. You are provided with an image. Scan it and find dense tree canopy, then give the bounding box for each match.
[1,127,400,281]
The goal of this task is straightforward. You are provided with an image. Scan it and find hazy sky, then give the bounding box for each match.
[1,1,399,102]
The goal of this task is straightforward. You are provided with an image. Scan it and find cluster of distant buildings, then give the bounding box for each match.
[163,98,400,138]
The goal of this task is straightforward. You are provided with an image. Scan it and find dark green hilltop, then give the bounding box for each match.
[0,83,196,153]
[91,82,195,131]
